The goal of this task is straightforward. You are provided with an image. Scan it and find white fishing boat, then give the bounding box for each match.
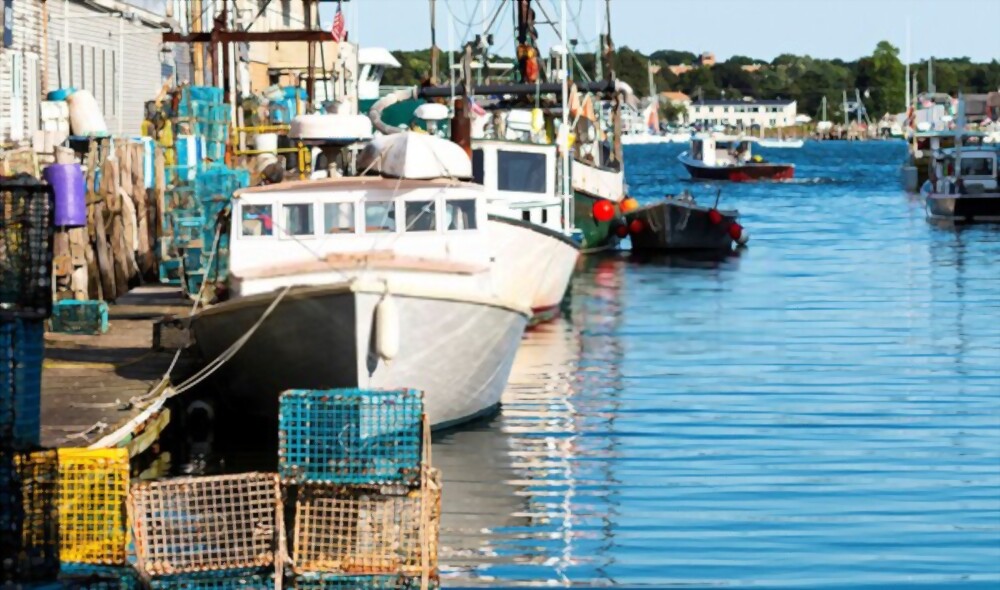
[924,145,1000,222]
[472,139,580,324]
[191,134,532,429]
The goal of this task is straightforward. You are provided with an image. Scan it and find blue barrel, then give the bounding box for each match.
[43,163,87,227]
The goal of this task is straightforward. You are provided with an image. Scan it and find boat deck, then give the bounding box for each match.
[41,286,194,450]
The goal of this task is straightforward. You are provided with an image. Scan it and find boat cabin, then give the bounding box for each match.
[689,134,755,167]
[928,148,999,195]
[471,140,570,234]
[229,177,491,282]
[910,131,985,162]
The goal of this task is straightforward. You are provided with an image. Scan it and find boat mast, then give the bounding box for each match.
[904,18,910,129]
[430,0,439,83]
[560,0,571,228]
[928,57,935,94]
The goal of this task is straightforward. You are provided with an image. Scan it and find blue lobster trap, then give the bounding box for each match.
[279,389,424,486]
[58,563,142,589]
[293,575,436,590]
[147,568,273,590]
[1,319,44,448]
[49,300,110,335]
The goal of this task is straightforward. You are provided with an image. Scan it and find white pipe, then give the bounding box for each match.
[118,15,124,135]
[63,0,69,88]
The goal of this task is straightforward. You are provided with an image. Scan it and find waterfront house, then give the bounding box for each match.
[689,98,797,130]
[46,0,172,136]
[0,0,45,144]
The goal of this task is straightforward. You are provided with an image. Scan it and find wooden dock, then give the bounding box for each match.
[40,286,194,451]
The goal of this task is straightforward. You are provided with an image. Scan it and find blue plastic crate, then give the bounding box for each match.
[1,320,44,448]
[59,563,142,589]
[279,389,424,486]
[293,575,436,590]
[147,568,273,589]
[172,215,206,247]
[49,300,109,335]
[159,259,182,286]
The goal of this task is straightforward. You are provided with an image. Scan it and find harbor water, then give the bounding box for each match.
[434,141,1000,588]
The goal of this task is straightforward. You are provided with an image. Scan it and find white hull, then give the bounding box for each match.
[486,216,580,320]
[758,139,804,149]
[571,159,625,202]
[621,133,674,145]
[192,280,529,429]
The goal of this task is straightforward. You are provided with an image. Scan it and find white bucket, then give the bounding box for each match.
[66,90,109,136]
[254,133,279,155]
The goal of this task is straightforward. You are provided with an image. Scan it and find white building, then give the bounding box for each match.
[689,99,797,129]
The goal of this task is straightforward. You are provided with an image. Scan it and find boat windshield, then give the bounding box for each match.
[959,157,994,177]
[497,150,547,193]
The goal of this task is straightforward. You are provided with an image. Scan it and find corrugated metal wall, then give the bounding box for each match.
[0,0,44,143]
[47,1,167,136]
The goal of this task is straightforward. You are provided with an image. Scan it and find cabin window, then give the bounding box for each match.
[324,203,356,234]
[364,201,396,233]
[282,204,314,236]
[959,157,993,177]
[472,149,485,185]
[446,199,477,230]
[404,200,437,232]
[497,150,546,194]
[241,204,274,237]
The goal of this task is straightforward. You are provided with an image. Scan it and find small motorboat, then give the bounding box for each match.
[624,190,749,251]
[679,133,794,181]
[924,145,1000,222]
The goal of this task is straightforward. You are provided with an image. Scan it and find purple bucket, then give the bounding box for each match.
[44,163,87,227]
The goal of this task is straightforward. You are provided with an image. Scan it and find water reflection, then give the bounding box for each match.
[435,257,626,586]
[434,142,1000,588]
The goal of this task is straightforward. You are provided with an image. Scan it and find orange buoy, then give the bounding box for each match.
[620,197,639,213]
[592,200,616,223]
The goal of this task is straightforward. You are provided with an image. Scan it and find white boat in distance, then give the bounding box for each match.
[757,138,805,149]
[192,169,531,429]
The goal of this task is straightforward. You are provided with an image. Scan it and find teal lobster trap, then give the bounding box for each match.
[278,389,424,486]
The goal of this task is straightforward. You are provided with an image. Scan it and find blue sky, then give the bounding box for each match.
[320,0,1000,62]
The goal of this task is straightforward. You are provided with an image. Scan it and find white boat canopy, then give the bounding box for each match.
[358,132,473,180]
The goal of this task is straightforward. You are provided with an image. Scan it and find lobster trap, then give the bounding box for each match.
[291,469,441,576]
[1,318,44,449]
[292,574,438,590]
[0,450,59,583]
[146,567,274,589]
[128,472,282,577]
[57,448,130,565]
[279,389,423,486]
[58,563,143,590]
[0,175,55,320]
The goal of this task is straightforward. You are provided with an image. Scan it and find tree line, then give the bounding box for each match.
[381,42,1000,119]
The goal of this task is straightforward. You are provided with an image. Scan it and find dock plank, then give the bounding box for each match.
[41,286,195,449]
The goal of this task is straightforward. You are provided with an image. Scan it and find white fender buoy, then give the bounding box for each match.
[375,294,400,362]
[737,230,750,246]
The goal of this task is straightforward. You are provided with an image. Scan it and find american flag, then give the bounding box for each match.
[330,1,346,42]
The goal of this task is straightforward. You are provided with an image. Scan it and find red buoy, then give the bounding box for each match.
[614,223,629,238]
[629,219,645,234]
[708,209,723,225]
[728,222,743,241]
[592,200,615,223]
